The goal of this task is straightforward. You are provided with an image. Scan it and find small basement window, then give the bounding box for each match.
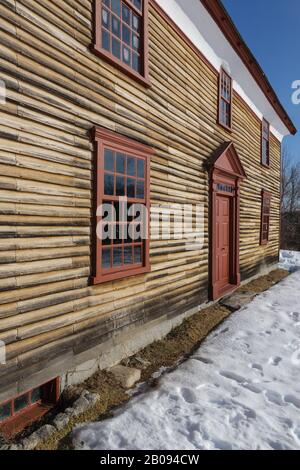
[92,0,150,85]
[0,378,59,439]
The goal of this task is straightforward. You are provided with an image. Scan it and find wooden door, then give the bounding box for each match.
[216,195,230,290]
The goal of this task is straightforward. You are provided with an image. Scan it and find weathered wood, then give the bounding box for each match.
[0,0,282,398]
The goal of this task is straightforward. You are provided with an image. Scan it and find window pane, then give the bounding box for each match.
[0,402,11,422]
[122,24,131,45]
[122,4,131,25]
[111,0,121,17]
[116,153,126,174]
[116,176,125,196]
[31,387,42,404]
[113,247,123,267]
[114,201,121,221]
[102,29,110,51]
[14,394,29,414]
[112,15,121,37]
[136,180,145,199]
[103,0,110,6]
[104,149,115,172]
[104,174,114,195]
[124,246,133,265]
[114,224,122,244]
[132,34,139,51]
[123,46,131,65]
[137,159,145,178]
[102,224,112,245]
[102,8,110,28]
[112,37,121,59]
[132,14,140,31]
[125,224,132,243]
[132,53,140,73]
[134,245,142,264]
[127,156,136,176]
[102,249,111,269]
[127,178,135,198]
[133,0,142,11]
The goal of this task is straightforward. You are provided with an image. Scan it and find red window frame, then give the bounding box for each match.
[218,68,233,131]
[261,118,270,167]
[0,378,59,439]
[92,127,152,285]
[260,190,272,245]
[92,0,150,86]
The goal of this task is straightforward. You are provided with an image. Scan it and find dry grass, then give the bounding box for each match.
[12,268,289,450]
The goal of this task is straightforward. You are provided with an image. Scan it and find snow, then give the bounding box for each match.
[72,270,300,451]
[280,250,300,271]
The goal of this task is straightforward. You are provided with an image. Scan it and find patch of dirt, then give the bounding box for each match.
[5,268,289,450]
[37,371,129,451]
[237,269,289,295]
[124,304,231,381]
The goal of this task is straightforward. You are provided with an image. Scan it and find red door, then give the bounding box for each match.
[216,196,230,290]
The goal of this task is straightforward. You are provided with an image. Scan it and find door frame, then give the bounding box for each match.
[208,142,247,301]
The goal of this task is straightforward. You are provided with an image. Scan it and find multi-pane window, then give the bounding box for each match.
[260,190,271,245]
[0,379,59,437]
[262,119,270,166]
[219,68,232,129]
[92,128,152,284]
[93,0,149,84]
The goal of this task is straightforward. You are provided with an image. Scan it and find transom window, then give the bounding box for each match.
[93,0,150,85]
[217,183,234,193]
[260,190,271,245]
[92,128,152,284]
[219,68,232,130]
[262,119,270,167]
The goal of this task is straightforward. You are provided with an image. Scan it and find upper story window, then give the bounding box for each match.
[260,190,271,245]
[93,0,150,86]
[261,118,270,167]
[218,68,232,130]
[92,127,152,284]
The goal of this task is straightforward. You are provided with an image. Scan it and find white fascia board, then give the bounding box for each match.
[156,0,288,141]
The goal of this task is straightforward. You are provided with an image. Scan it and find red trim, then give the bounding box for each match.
[261,118,270,168]
[92,0,151,87]
[260,190,272,245]
[0,378,59,439]
[200,0,296,136]
[92,127,152,285]
[218,68,233,131]
[208,142,246,301]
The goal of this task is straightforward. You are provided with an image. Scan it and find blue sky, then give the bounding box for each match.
[222,0,300,164]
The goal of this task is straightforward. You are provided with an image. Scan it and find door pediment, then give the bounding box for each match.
[208,142,247,179]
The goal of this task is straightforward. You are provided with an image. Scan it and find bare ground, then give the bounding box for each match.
[3,268,289,450]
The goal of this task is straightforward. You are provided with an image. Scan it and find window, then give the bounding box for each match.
[261,118,270,167]
[92,127,152,284]
[0,378,59,439]
[218,68,232,130]
[260,190,271,245]
[93,0,150,85]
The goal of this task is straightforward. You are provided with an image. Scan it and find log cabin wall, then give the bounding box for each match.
[0,0,281,400]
